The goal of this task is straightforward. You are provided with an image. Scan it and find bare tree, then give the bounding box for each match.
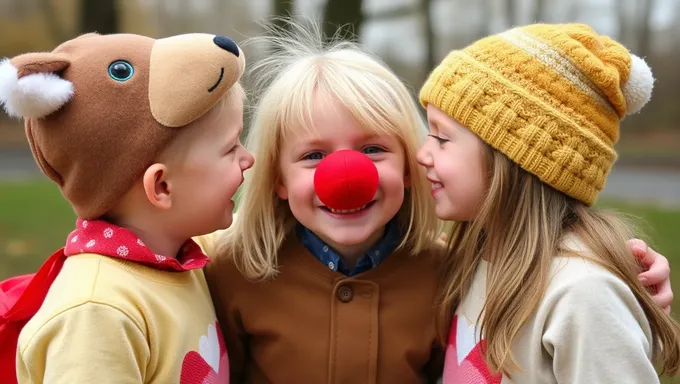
[422,0,435,70]
[80,0,119,34]
[532,0,545,22]
[274,0,294,27]
[637,0,654,57]
[616,0,632,48]
[506,0,518,27]
[322,0,363,40]
[482,0,495,37]
[38,0,67,42]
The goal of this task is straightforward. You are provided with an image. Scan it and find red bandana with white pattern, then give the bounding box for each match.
[64,219,210,271]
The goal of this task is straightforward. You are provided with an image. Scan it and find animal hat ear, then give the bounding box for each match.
[0,52,72,119]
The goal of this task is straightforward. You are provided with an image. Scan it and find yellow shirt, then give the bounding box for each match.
[16,254,228,384]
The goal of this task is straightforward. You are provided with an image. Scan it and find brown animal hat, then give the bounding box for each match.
[0,33,245,219]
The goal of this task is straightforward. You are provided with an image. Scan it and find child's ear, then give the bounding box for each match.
[142,163,172,209]
[275,176,288,200]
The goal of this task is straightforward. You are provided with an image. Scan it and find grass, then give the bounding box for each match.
[0,180,75,279]
[1,179,679,379]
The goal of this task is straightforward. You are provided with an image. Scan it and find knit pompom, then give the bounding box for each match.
[622,54,654,115]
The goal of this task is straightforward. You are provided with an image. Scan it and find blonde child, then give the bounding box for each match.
[201,21,444,383]
[0,32,253,382]
[416,23,680,382]
[200,20,675,383]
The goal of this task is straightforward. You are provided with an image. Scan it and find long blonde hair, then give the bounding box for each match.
[437,146,680,376]
[217,19,438,280]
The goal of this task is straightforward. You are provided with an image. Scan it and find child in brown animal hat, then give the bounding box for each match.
[0,32,253,383]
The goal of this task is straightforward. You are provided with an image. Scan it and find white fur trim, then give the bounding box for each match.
[0,58,73,119]
[622,55,654,115]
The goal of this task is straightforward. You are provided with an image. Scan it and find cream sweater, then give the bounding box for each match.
[442,236,658,383]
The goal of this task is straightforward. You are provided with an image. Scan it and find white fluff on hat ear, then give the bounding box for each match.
[0,58,73,119]
[622,54,654,115]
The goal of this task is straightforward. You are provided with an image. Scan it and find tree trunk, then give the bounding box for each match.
[506,0,517,27]
[39,0,67,42]
[637,0,654,57]
[322,0,363,40]
[532,0,545,22]
[616,0,631,48]
[79,0,119,34]
[273,0,295,30]
[422,0,435,70]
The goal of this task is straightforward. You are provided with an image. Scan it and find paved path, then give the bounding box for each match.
[1,148,679,207]
[0,148,40,180]
[603,165,680,208]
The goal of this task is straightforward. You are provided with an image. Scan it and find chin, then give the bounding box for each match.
[318,227,378,247]
[434,206,457,221]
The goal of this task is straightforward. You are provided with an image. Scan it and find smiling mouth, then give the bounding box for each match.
[321,201,376,214]
[208,67,225,93]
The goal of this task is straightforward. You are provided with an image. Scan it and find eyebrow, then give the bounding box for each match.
[298,131,385,146]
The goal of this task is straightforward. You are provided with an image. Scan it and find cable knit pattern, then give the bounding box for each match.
[420,23,654,205]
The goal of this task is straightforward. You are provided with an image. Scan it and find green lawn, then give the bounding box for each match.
[0,180,75,279]
[1,179,679,379]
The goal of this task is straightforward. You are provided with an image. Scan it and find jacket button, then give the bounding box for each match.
[337,285,353,303]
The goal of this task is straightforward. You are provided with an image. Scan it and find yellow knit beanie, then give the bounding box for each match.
[420,23,654,205]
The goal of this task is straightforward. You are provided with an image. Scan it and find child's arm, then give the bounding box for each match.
[542,271,659,383]
[17,302,148,383]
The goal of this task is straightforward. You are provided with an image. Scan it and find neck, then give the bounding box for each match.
[318,227,385,270]
[122,222,185,259]
[106,213,185,259]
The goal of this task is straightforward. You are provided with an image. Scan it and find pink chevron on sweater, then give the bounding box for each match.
[442,315,501,384]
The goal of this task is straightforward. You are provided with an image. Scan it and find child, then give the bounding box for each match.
[416,23,680,382]
[200,21,444,383]
[199,20,675,383]
[0,32,253,383]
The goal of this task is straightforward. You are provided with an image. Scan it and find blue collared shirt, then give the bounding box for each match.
[296,220,401,276]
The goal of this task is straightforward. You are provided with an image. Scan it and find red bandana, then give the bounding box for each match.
[64,219,210,271]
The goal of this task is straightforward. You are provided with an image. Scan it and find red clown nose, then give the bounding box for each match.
[314,149,379,211]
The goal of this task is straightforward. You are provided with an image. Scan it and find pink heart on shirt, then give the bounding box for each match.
[180,321,229,384]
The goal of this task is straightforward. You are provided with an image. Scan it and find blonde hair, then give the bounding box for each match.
[217,19,438,280]
[437,146,680,376]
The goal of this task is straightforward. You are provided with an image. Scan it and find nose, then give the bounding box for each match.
[213,36,240,57]
[240,148,255,171]
[416,143,432,167]
[314,149,379,210]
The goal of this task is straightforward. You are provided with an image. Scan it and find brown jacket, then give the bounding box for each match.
[204,234,444,383]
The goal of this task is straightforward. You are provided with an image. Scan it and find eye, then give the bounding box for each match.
[302,151,324,161]
[428,134,449,145]
[108,60,134,82]
[362,145,385,155]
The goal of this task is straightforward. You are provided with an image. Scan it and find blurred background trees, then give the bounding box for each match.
[0,0,678,163]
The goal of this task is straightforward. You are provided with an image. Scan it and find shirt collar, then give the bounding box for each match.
[63,219,210,271]
[296,218,401,276]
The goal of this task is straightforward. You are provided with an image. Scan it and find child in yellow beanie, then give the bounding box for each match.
[417,23,680,382]
[0,33,253,383]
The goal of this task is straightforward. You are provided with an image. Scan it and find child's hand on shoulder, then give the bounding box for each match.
[630,238,673,312]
